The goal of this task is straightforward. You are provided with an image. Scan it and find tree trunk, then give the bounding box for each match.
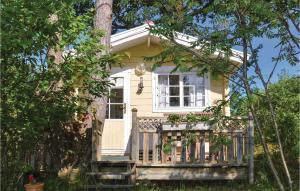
[92,0,113,161]
[251,55,293,190]
[239,34,285,191]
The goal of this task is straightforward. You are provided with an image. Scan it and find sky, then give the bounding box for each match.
[234,36,299,88]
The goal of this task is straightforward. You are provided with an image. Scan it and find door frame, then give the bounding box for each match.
[109,68,131,154]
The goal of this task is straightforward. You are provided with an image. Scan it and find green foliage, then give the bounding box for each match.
[44,173,86,191]
[232,75,300,160]
[167,114,182,124]
[167,113,209,124]
[1,1,117,190]
[209,134,232,153]
[162,140,173,155]
[256,76,300,160]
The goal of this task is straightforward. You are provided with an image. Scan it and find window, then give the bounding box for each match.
[106,77,124,119]
[156,73,207,110]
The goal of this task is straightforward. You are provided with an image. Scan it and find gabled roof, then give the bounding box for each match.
[111,24,245,63]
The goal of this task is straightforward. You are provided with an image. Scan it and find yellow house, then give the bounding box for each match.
[101,24,244,157]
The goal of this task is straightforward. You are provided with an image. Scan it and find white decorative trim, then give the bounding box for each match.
[110,24,248,63]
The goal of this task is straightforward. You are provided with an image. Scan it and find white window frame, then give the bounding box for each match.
[152,66,210,112]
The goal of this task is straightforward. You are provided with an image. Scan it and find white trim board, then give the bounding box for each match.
[110,24,248,63]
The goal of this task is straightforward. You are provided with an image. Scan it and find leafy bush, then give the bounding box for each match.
[1,1,118,190]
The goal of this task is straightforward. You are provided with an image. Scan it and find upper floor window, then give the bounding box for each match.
[154,73,208,111]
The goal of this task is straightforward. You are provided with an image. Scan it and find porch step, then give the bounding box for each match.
[91,160,135,164]
[86,171,134,180]
[86,157,136,190]
[100,155,130,161]
[85,184,134,189]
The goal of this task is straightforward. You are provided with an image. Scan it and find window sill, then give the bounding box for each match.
[105,119,124,121]
[153,107,208,113]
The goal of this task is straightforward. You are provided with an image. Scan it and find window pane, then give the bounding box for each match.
[196,85,205,107]
[159,86,167,97]
[183,75,191,85]
[183,74,205,107]
[110,104,123,119]
[111,77,124,87]
[169,86,179,96]
[110,88,123,103]
[184,97,193,106]
[169,97,180,106]
[196,92,205,107]
[158,96,167,107]
[169,75,179,85]
[184,86,194,96]
[183,75,204,85]
[158,75,168,86]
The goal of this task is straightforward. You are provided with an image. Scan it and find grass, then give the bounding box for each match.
[135,180,278,191]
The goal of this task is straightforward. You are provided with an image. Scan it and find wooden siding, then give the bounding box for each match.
[120,42,229,117]
[102,42,230,154]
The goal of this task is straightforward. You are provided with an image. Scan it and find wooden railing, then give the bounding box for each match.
[130,108,254,183]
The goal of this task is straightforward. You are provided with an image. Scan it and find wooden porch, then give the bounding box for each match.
[85,109,254,190]
[131,108,254,183]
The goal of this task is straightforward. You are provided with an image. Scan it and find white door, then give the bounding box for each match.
[101,69,131,155]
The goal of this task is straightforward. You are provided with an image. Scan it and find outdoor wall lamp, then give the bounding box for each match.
[137,77,144,94]
[135,63,146,94]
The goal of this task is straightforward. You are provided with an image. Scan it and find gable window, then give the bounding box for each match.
[154,72,209,111]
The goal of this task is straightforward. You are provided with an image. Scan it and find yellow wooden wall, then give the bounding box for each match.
[119,42,230,117]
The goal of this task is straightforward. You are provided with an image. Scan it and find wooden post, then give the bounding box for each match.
[219,146,224,163]
[171,132,177,163]
[162,133,167,163]
[248,113,254,184]
[237,132,243,164]
[131,108,139,162]
[190,142,196,162]
[171,141,176,164]
[200,132,205,162]
[227,133,234,163]
[153,133,158,163]
[181,139,186,163]
[143,133,149,164]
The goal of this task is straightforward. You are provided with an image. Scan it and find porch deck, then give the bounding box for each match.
[85,109,254,190]
[131,109,254,182]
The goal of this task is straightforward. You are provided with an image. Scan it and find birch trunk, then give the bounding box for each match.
[239,34,285,191]
[251,48,293,190]
[91,0,113,161]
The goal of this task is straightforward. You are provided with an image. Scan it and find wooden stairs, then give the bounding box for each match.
[85,157,136,191]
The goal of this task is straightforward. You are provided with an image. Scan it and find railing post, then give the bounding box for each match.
[248,113,254,184]
[131,108,139,162]
[237,132,243,164]
[200,132,205,162]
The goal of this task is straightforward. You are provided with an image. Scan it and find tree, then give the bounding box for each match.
[143,0,299,190]
[91,0,113,161]
[231,75,299,186]
[1,0,115,190]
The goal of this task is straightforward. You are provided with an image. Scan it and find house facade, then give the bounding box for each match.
[101,24,243,156]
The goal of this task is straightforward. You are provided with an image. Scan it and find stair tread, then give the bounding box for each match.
[86,171,133,176]
[91,160,135,164]
[85,184,134,188]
